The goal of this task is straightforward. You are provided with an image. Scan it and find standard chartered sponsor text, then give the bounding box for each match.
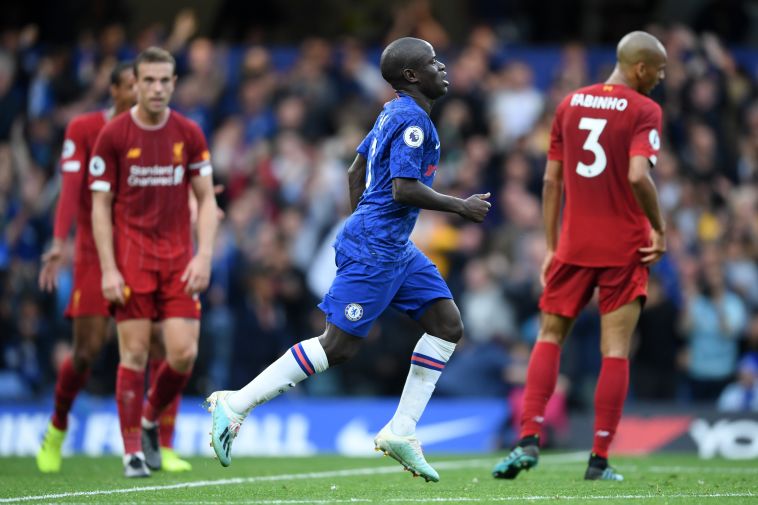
[128,164,183,186]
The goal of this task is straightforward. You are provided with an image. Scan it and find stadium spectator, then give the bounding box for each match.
[631,275,682,400]
[681,245,748,401]
[716,353,758,412]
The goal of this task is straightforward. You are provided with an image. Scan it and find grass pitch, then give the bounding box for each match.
[1,452,756,504]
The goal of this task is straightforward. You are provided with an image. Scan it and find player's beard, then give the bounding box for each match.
[145,97,167,115]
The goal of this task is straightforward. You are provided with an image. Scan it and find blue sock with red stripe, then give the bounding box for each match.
[390,333,456,437]
[227,337,328,414]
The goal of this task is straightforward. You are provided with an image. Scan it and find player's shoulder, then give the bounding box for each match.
[383,98,431,131]
[93,111,133,149]
[68,110,106,132]
[101,109,132,132]
[629,92,662,116]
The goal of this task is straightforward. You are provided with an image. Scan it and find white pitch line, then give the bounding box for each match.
[51,491,758,505]
[0,452,588,504]
[648,465,758,474]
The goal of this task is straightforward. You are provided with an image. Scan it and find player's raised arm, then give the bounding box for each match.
[347,154,367,213]
[392,177,491,223]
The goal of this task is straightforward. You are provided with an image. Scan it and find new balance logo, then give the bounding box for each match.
[596,430,610,437]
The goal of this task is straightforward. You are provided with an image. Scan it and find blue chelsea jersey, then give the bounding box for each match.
[334,94,441,266]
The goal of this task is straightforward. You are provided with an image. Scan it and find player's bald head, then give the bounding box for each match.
[380,37,433,88]
[616,31,667,67]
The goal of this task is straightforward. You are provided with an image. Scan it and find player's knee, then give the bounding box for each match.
[436,317,464,344]
[601,341,631,359]
[537,329,565,346]
[320,333,361,366]
[120,348,149,370]
[71,350,94,373]
[324,343,359,366]
[167,342,198,372]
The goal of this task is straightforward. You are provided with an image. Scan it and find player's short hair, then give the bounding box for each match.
[134,46,176,77]
[110,60,134,86]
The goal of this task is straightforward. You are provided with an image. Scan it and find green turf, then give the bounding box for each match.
[1,452,756,504]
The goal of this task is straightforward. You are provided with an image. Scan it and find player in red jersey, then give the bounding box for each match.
[89,47,219,478]
[492,31,667,481]
[36,62,192,474]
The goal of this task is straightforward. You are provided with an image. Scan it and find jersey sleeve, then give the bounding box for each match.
[356,133,372,157]
[88,124,119,193]
[53,119,88,239]
[388,114,428,180]
[629,101,662,166]
[187,121,212,177]
[547,100,565,162]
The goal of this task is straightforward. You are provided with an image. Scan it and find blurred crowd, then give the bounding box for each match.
[1,13,757,419]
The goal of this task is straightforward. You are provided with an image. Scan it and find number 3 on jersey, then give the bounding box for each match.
[576,117,607,178]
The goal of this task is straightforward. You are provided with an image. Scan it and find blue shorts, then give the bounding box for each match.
[318,247,452,337]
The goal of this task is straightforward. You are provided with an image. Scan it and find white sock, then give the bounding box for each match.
[390,333,456,436]
[227,337,329,414]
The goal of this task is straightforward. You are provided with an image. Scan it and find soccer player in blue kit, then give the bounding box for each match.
[205,37,491,482]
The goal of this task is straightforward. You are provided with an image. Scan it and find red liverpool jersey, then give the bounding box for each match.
[54,110,109,264]
[548,83,662,267]
[88,107,211,272]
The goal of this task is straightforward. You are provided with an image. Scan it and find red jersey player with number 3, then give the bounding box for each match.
[493,31,667,482]
[89,47,219,477]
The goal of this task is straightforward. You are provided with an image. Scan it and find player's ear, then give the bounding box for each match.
[634,61,646,81]
[403,68,419,83]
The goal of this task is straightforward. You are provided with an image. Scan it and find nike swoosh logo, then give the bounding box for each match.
[416,416,485,445]
[335,416,486,455]
[435,142,440,150]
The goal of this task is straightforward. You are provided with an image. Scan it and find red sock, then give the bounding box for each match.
[159,395,180,448]
[143,362,191,423]
[51,356,91,431]
[116,365,145,454]
[148,358,180,448]
[148,359,162,385]
[592,357,629,458]
[519,341,561,440]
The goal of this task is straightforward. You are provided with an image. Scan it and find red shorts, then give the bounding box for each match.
[114,268,201,323]
[539,258,649,318]
[64,262,110,318]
